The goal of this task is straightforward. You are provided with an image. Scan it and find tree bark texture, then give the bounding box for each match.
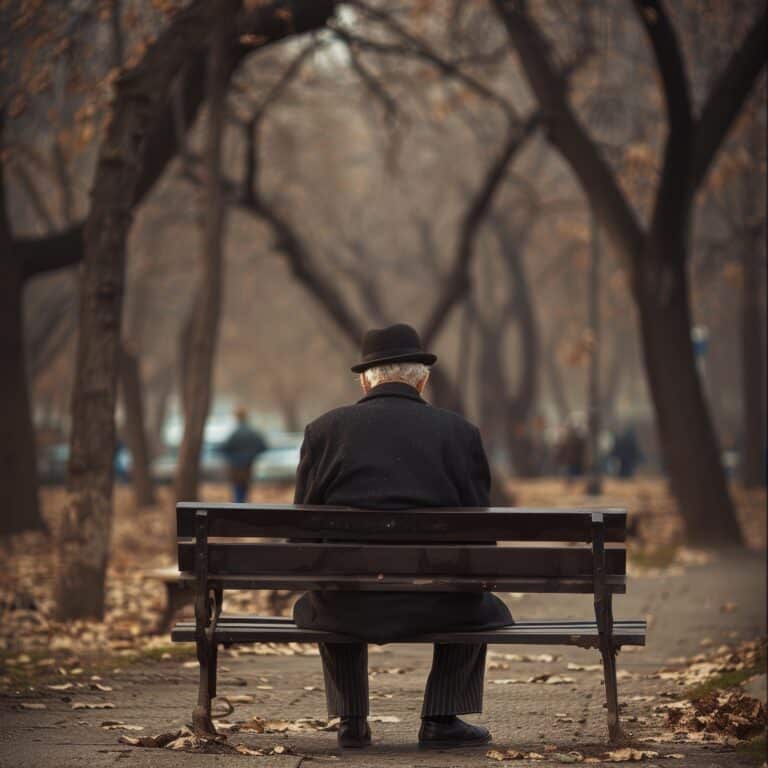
[175,8,236,503]
[0,116,44,536]
[0,216,45,536]
[633,253,742,545]
[55,0,238,621]
[740,234,766,487]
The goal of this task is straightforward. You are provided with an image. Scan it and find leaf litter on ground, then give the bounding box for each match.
[118,725,296,756]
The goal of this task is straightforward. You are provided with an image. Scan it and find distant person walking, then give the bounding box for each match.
[611,426,643,479]
[556,424,586,483]
[220,408,266,503]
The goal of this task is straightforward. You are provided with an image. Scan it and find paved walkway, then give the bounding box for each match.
[1,551,765,768]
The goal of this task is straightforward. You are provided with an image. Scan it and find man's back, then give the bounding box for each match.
[292,380,511,645]
[294,382,490,510]
[291,323,510,749]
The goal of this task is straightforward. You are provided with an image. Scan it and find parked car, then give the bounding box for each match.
[37,443,70,485]
[254,446,301,483]
[38,442,134,484]
[150,443,228,485]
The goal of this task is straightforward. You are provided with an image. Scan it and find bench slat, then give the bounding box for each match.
[171,618,646,647]
[176,504,627,542]
[210,616,646,628]
[173,572,627,593]
[177,542,626,578]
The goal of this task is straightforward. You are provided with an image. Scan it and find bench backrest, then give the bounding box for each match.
[176,503,627,595]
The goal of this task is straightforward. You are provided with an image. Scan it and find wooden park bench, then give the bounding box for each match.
[170,503,646,742]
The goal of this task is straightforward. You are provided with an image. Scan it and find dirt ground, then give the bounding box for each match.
[1,482,766,768]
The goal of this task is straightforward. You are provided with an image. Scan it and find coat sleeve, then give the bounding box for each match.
[465,426,491,507]
[293,425,320,504]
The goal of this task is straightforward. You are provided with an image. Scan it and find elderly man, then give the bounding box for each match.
[293,323,512,749]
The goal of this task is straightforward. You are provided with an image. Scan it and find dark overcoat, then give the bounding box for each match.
[292,381,513,644]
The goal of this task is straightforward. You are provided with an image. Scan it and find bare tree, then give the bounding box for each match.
[2,0,338,539]
[54,0,242,620]
[175,8,237,504]
[492,0,766,546]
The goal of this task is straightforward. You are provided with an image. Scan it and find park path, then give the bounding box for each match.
[1,550,765,768]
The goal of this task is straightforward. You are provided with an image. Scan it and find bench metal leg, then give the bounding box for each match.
[209,589,222,700]
[192,589,215,737]
[599,640,625,742]
[192,588,221,737]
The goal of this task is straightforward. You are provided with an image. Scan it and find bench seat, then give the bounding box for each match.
[172,615,647,647]
[172,503,641,742]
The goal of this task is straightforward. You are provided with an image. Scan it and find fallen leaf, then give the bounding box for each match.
[234,744,263,755]
[101,722,143,731]
[225,694,253,703]
[19,702,47,710]
[601,748,659,761]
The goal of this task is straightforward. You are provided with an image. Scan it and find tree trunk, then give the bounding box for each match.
[633,253,743,546]
[493,218,540,478]
[543,337,570,423]
[476,321,505,457]
[0,116,45,537]
[175,12,233,503]
[602,332,626,429]
[149,371,174,456]
[55,0,235,621]
[0,255,45,536]
[120,344,155,506]
[741,235,766,487]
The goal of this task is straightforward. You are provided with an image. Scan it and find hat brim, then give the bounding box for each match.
[351,351,437,373]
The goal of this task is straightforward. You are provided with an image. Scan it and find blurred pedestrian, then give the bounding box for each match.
[220,407,266,503]
[556,424,586,483]
[611,426,643,479]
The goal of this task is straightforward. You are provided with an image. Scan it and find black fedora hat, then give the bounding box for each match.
[351,323,437,373]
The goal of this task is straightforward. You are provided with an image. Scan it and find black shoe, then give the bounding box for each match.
[338,717,372,748]
[418,716,491,749]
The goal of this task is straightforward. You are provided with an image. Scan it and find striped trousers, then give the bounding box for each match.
[319,642,487,717]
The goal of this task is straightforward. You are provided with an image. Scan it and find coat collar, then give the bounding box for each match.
[357,381,426,405]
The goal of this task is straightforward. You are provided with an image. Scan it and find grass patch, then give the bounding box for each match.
[138,643,195,663]
[686,643,766,700]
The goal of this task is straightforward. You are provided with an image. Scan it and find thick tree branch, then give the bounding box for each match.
[633,0,694,236]
[339,1,515,118]
[18,226,85,280]
[421,111,539,346]
[492,0,645,264]
[14,0,337,284]
[692,7,767,190]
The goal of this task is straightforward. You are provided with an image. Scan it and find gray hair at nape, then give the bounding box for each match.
[362,362,430,389]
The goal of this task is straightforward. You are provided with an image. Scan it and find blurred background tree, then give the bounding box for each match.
[1,0,764,618]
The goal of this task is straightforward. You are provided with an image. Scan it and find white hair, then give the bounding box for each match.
[362,362,430,389]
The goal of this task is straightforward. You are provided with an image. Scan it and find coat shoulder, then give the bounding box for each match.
[426,403,482,437]
[305,404,359,436]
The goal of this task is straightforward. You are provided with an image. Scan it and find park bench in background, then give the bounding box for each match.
[170,503,646,742]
